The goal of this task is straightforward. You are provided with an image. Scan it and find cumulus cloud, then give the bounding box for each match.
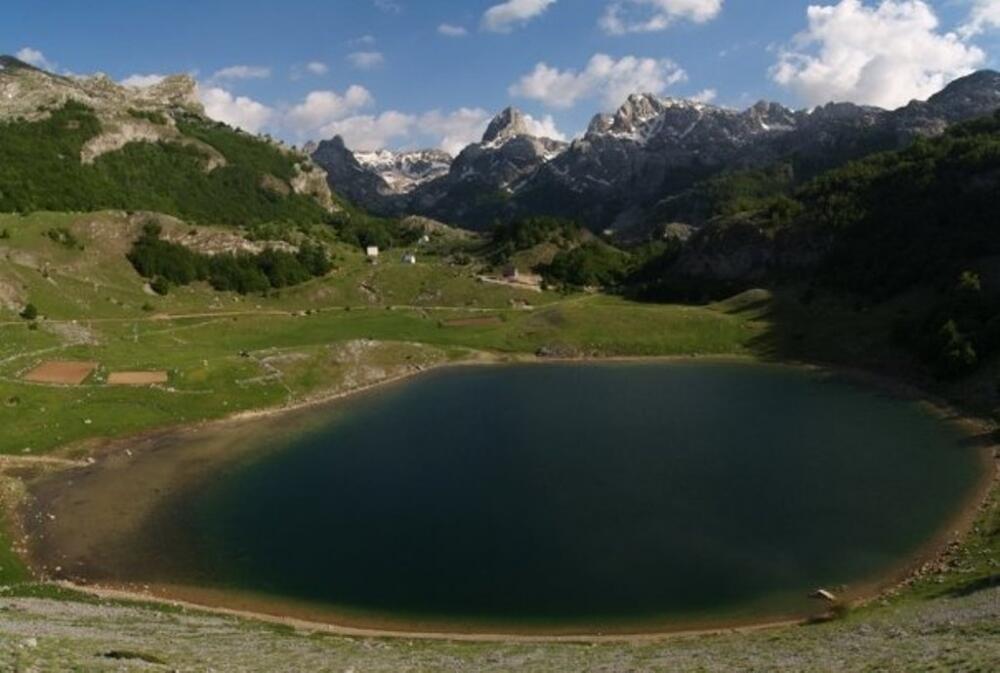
[16,47,54,70]
[771,0,985,109]
[209,65,271,82]
[600,0,723,35]
[306,62,329,75]
[348,51,385,69]
[320,108,499,154]
[418,108,491,154]
[438,23,469,37]
[320,111,416,151]
[482,0,557,33]
[198,87,274,133]
[510,53,688,109]
[960,0,1000,38]
[522,113,567,141]
[286,87,375,135]
[121,73,167,88]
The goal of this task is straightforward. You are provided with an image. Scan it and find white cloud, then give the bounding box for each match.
[286,87,375,135]
[320,111,416,151]
[510,53,688,109]
[438,23,469,37]
[209,65,271,82]
[16,47,54,70]
[522,113,567,141]
[121,73,167,88]
[306,62,329,76]
[348,51,385,69]
[771,1,985,109]
[960,0,1000,38]
[690,88,718,103]
[600,0,723,35]
[418,108,492,154]
[198,87,274,133]
[350,35,378,46]
[482,0,557,33]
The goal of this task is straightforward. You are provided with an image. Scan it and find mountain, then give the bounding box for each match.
[308,138,451,216]
[313,70,1000,233]
[517,70,1000,233]
[311,106,568,228]
[354,148,452,193]
[0,55,337,224]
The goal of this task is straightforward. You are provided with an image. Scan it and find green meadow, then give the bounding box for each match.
[0,212,768,456]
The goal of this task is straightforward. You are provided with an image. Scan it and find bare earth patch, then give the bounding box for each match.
[23,361,98,385]
[107,371,169,386]
[442,316,503,327]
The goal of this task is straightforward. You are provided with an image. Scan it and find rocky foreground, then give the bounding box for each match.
[0,587,997,672]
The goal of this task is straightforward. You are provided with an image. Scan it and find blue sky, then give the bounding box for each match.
[4,1,1000,153]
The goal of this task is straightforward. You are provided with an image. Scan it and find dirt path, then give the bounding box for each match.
[0,302,540,328]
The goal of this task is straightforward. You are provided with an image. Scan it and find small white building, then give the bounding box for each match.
[365,246,380,259]
[401,253,417,265]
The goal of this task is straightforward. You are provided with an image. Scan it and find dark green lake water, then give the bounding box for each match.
[169,363,983,628]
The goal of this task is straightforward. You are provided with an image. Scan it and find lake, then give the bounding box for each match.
[45,362,988,633]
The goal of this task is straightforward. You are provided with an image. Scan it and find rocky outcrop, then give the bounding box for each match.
[0,56,202,122]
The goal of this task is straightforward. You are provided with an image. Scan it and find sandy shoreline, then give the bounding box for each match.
[7,354,999,642]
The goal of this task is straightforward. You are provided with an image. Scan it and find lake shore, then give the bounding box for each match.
[9,353,998,642]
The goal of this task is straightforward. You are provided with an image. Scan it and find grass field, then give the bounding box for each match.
[0,211,995,671]
[0,212,768,456]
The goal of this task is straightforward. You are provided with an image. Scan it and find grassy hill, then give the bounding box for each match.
[0,102,332,226]
[0,55,336,227]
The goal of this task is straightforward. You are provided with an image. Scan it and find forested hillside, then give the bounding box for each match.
[0,102,331,225]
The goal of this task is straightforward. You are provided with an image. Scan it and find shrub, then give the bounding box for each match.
[490,216,582,262]
[149,277,171,296]
[541,242,631,288]
[45,227,83,250]
[127,226,331,295]
[19,303,37,320]
[127,108,168,125]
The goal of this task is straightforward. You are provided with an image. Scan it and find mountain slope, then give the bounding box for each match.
[312,107,568,229]
[314,70,1000,233]
[0,56,337,225]
[517,71,1000,232]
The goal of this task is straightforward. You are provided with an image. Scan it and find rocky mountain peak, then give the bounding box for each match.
[482,107,532,145]
[611,93,666,127]
[0,57,204,120]
[926,69,1000,115]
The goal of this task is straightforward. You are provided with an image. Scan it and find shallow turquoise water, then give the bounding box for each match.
[162,363,983,627]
